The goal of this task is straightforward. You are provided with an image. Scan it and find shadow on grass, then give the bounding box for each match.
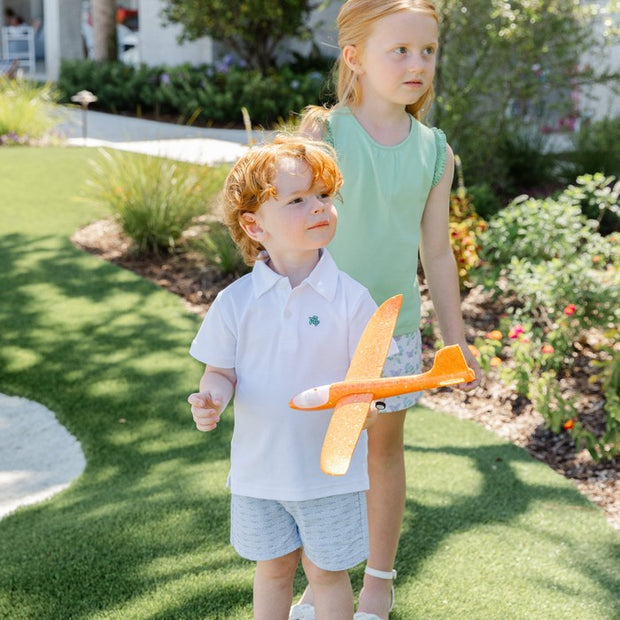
[0,232,254,617]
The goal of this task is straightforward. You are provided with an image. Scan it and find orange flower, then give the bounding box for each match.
[563,418,576,430]
[541,344,554,355]
[592,255,600,264]
[486,330,503,340]
[468,344,480,358]
[490,356,502,367]
[563,304,577,316]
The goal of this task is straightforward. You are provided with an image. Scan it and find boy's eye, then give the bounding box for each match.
[287,197,304,205]
[395,46,408,55]
[319,193,331,200]
[423,46,436,56]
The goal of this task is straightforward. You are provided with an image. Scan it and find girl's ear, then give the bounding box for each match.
[343,45,363,73]
[239,212,265,241]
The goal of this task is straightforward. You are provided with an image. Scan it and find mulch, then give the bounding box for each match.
[71,219,619,532]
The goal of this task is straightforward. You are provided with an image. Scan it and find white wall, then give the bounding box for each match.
[137,0,212,67]
[581,1,620,121]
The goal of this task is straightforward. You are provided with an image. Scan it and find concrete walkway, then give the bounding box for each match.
[1,108,263,520]
[55,107,276,165]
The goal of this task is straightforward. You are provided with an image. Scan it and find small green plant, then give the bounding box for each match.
[0,77,60,143]
[82,149,229,255]
[192,220,249,277]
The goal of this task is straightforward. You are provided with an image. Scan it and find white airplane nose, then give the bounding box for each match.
[290,384,331,409]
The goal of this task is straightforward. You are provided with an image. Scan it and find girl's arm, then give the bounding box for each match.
[187,365,236,431]
[419,144,481,389]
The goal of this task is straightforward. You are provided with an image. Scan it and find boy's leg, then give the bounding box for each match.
[356,409,406,618]
[301,552,353,620]
[254,549,301,620]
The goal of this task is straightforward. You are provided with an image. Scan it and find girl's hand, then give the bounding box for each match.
[188,392,224,432]
[459,344,482,391]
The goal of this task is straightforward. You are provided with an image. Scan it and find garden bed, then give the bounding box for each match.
[72,219,619,532]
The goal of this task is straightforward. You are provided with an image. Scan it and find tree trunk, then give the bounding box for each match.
[92,0,117,61]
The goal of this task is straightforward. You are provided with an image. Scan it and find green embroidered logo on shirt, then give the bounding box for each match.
[308,315,320,326]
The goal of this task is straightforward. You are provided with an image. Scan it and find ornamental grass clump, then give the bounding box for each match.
[0,77,59,143]
[82,149,229,255]
[470,174,619,461]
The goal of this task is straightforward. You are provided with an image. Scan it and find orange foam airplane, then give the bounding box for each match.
[290,294,475,476]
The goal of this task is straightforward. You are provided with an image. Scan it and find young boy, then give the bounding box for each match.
[188,135,384,619]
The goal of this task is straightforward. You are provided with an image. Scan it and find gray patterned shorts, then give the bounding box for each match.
[230,492,368,571]
[381,330,423,413]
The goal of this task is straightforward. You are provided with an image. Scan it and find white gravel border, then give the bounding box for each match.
[0,394,86,519]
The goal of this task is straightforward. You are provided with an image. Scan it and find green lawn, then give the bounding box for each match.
[0,147,618,619]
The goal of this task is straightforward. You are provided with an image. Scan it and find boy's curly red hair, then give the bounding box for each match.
[221,134,343,265]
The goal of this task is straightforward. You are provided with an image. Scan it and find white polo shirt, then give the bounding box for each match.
[190,250,379,501]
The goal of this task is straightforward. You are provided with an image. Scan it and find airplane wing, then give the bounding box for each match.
[320,294,403,475]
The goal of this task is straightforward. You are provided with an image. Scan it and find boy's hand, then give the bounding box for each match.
[188,392,224,432]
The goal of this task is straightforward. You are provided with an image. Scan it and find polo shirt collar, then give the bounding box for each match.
[251,249,339,301]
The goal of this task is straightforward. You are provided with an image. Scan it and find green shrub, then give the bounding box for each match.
[561,173,619,236]
[58,60,333,128]
[467,183,503,221]
[0,77,60,142]
[471,177,619,460]
[81,149,229,255]
[562,116,620,180]
[497,130,557,195]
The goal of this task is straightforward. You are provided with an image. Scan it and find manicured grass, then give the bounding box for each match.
[1,147,619,619]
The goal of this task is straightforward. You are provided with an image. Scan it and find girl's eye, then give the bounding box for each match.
[395,46,408,55]
[287,197,304,205]
[423,46,436,56]
[319,193,331,200]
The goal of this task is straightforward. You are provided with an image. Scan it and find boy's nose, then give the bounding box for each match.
[311,197,325,212]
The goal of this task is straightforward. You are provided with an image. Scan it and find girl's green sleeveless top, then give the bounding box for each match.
[325,106,446,335]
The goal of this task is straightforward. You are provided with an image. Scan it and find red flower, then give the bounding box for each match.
[508,325,525,339]
[541,344,554,355]
[563,304,577,316]
[563,419,576,430]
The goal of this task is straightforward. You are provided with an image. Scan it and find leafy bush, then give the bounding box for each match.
[561,173,619,236]
[471,175,619,460]
[58,60,333,128]
[81,149,229,255]
[0,77,60,143]
[561,116,620,180]
[467,183,503,221]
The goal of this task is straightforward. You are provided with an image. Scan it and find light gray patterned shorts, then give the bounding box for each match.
[230,492,368,571]
[381,330,423,413]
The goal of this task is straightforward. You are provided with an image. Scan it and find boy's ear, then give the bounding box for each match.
[343,45,363,73]
[239,213,265,241]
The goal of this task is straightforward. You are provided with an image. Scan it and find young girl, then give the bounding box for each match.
[296,1,481,618]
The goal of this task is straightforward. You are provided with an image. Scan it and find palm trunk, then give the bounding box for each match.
[92,0,117,61]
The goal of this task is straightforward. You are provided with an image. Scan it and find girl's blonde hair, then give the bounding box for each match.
[302,0,438,130]
[221,135,343,265]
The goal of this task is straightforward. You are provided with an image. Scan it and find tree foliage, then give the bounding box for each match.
[160,0,322,74]
[430,0,619,185]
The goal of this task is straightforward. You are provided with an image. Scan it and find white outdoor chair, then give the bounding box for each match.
[1,26,35,75]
